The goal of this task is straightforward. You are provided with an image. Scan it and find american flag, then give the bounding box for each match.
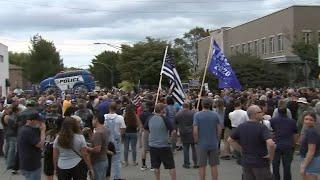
[161,53,185,105]
[132,94,141,106]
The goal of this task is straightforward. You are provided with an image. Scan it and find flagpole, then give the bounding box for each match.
[155,46,169,107]
[197,36,214,110]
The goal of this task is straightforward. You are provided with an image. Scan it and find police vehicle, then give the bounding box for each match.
[39,70,95,93]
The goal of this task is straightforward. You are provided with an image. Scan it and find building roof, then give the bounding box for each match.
[9,64,23,70]
[227,5,320,31]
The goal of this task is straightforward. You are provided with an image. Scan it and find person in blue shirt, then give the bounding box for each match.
[193,98,221,180]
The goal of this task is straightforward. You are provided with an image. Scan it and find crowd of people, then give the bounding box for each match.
[0,87,319,180]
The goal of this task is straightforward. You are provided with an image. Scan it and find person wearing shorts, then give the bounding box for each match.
[299,111,320,179]
[193,98,221,180]
[144,103,177,180]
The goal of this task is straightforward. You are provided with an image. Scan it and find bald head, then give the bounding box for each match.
[247,105,263,121]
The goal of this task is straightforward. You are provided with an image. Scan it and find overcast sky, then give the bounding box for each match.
[0,0,319,68]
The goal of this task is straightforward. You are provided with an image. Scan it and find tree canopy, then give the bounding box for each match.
[227,54,289,88]
[26,34,63,83]
[89,51,120,88]
[292,40,319,80]
[117,37,191,86]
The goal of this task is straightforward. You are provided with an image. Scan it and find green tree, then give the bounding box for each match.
[174,27,209,73]
[118,37,191,86]
[89,51,120,88]
[227,54,289,88]
[9,52,30,67]
[292,40,319,80]
[26,34,63,83]
[9,52,30,79]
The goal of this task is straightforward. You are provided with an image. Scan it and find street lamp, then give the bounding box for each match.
[93,62,114,88]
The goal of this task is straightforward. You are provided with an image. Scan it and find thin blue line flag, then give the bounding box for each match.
[208,41,242,90]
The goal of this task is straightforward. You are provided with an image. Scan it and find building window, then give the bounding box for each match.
[254,40,259,56]
[269,36,275,53]
[242,44,246,54]
[235,45,239,53]
[303,31,311,44]
[0,55,3,63]
[261,38,266,54]
[247,42,252,55]
[277,34,283,52]
[318,31,320,42]
[230,46,234,55]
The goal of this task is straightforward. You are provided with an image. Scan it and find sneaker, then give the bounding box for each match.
[182,164,190,169]
[11,170,18,174]
[193,165,199,169]
[220,155,231,160]
[150,168,155,172]
[140,166,148,171]
[122,161,128,167]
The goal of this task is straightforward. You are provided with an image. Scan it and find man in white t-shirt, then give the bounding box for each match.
[104,102,126,180]
[229,99,249,129]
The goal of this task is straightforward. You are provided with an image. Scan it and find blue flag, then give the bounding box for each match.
[208,41,242,90]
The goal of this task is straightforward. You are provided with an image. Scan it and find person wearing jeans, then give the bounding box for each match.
[87,111,109,180]
[124,133,138,165]
[269,101,298,180]
[272,148,294,180]
[123,104,139,166]
[104,102,126,180]
[17,110,46,180]
[175,103,197,168]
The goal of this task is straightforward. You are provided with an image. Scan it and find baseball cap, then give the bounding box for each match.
[297,97,309,104]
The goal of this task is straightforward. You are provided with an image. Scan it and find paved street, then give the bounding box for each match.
[0,145,302,180]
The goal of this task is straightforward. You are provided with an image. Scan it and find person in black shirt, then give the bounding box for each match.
[299,111,320,179]
[228,105,275,180]
[270,104,298,180]
[18,111,46,180]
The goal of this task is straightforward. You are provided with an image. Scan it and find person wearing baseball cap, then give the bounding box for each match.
[17,110,46,180]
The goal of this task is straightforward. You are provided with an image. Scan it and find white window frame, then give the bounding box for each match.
[230,46,234,55]
[242,43,246,54]
[247,41,252,55]
[235,44,240,54]
[269,36,275,53]
[302,30,312,44]
[254,40,259,56]
[277,33,283,52]
[261,38,266,55]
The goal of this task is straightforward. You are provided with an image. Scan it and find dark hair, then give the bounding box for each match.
[302,111,317,121]
[64,106,76,117]
[278,108,287,117]
[93,109,105,124]
[57,117,81,149]
[124,104,138,129]
[215,98,225,110]
[234,99,241,107]
[166,96,175,105]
